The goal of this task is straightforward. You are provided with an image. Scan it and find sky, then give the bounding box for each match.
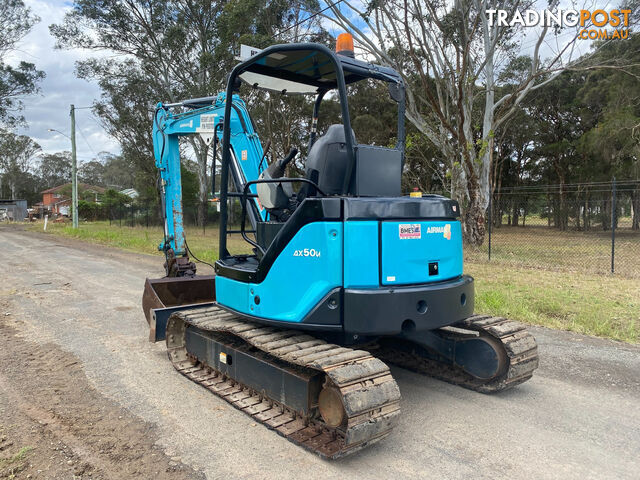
[10,0,120,162]
[7,0,603,164]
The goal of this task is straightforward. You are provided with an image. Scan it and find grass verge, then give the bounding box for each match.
[18,221,640,343]
[467,262,639,343]
[26,220,248,259]
[464,225,640,278]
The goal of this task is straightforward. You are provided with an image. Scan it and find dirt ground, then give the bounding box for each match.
[1,226,639,480]
[0,311,203,480]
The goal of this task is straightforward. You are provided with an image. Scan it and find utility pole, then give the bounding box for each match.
[70,104,78,228]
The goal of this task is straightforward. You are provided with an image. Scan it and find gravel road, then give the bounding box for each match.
[1,227,639,480]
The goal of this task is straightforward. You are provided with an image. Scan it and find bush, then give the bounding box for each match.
[78,200,108,221]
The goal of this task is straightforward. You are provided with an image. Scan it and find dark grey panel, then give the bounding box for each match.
[352,145,402,197]
[343,196,460,220]
[343,275,474,335]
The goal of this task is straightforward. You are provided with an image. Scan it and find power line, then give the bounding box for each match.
[275,0,347,37]
[497,188,639,195]
[77,124,98,157]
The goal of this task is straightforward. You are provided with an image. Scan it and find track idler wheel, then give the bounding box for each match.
[453,333,508,380]
[318,380,347,427]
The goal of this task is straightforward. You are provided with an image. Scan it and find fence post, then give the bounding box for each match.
[611,177,616,274]
[488,187,492,261]
[119,204,122,227]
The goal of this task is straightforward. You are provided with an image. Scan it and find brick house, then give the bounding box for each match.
[40,183,106,215]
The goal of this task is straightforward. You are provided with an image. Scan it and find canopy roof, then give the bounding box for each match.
[237,44,402,95]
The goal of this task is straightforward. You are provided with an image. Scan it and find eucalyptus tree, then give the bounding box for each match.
[324,0,618,244]
[39,152,73,189]
[0,130,41,199]
[0,0,45,127]
[51,0,229,221]
[52,0,326,222]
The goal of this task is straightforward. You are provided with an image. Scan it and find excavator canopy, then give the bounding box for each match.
[237,43,404,95]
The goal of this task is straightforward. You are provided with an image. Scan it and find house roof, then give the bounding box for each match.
[41,183,107,194]
[120,188,138,198]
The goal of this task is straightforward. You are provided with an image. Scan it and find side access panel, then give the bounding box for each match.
[380,220,463,286]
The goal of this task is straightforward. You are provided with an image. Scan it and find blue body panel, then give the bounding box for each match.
[344,221,379,288]
[380,220,463,286]
[217,218,464,323]
[216,222,343,322]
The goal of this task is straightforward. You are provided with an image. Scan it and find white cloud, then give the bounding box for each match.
[8,0,120,162]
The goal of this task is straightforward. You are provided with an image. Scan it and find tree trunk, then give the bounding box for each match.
[194,142,209,227]
[576,191,581,230]
[602,198,610,231]
[462,193,486,245]
[494,161,503,228]
[512,202,519,227]
[559,187,567,231]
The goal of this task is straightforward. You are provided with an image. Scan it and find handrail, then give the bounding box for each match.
[238,178,327,255]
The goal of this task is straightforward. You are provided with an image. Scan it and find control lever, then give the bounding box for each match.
[267,147,298,179]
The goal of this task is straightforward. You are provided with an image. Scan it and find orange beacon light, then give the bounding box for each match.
[336,33,355,58]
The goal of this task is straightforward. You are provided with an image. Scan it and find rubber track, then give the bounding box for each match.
[165,306,401,459]
[372,315,539,393]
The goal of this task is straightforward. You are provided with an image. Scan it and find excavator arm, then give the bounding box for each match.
[152,92,268,275]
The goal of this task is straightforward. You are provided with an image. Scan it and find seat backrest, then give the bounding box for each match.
[305,124,354,195]
[351,145,402,197]
[303,125,401,198]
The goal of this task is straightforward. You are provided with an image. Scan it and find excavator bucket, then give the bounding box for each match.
[142,275,216,342]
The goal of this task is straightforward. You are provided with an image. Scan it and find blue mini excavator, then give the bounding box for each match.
[142,36,539,458]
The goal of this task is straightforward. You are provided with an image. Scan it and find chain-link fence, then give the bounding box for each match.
[103,199,252,230]
[465,179,640,277]
[106,203,222,228]
[95,181,640,277]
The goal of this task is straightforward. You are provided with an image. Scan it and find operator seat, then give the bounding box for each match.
[303,124,355,197]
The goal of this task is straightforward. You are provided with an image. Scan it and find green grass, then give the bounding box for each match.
[28,220,249,261]
[19,220,640,343]
[468,262,639,343]
[0,446,33,479]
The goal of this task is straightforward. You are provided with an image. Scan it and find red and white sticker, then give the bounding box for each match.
[399,223,421,239]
